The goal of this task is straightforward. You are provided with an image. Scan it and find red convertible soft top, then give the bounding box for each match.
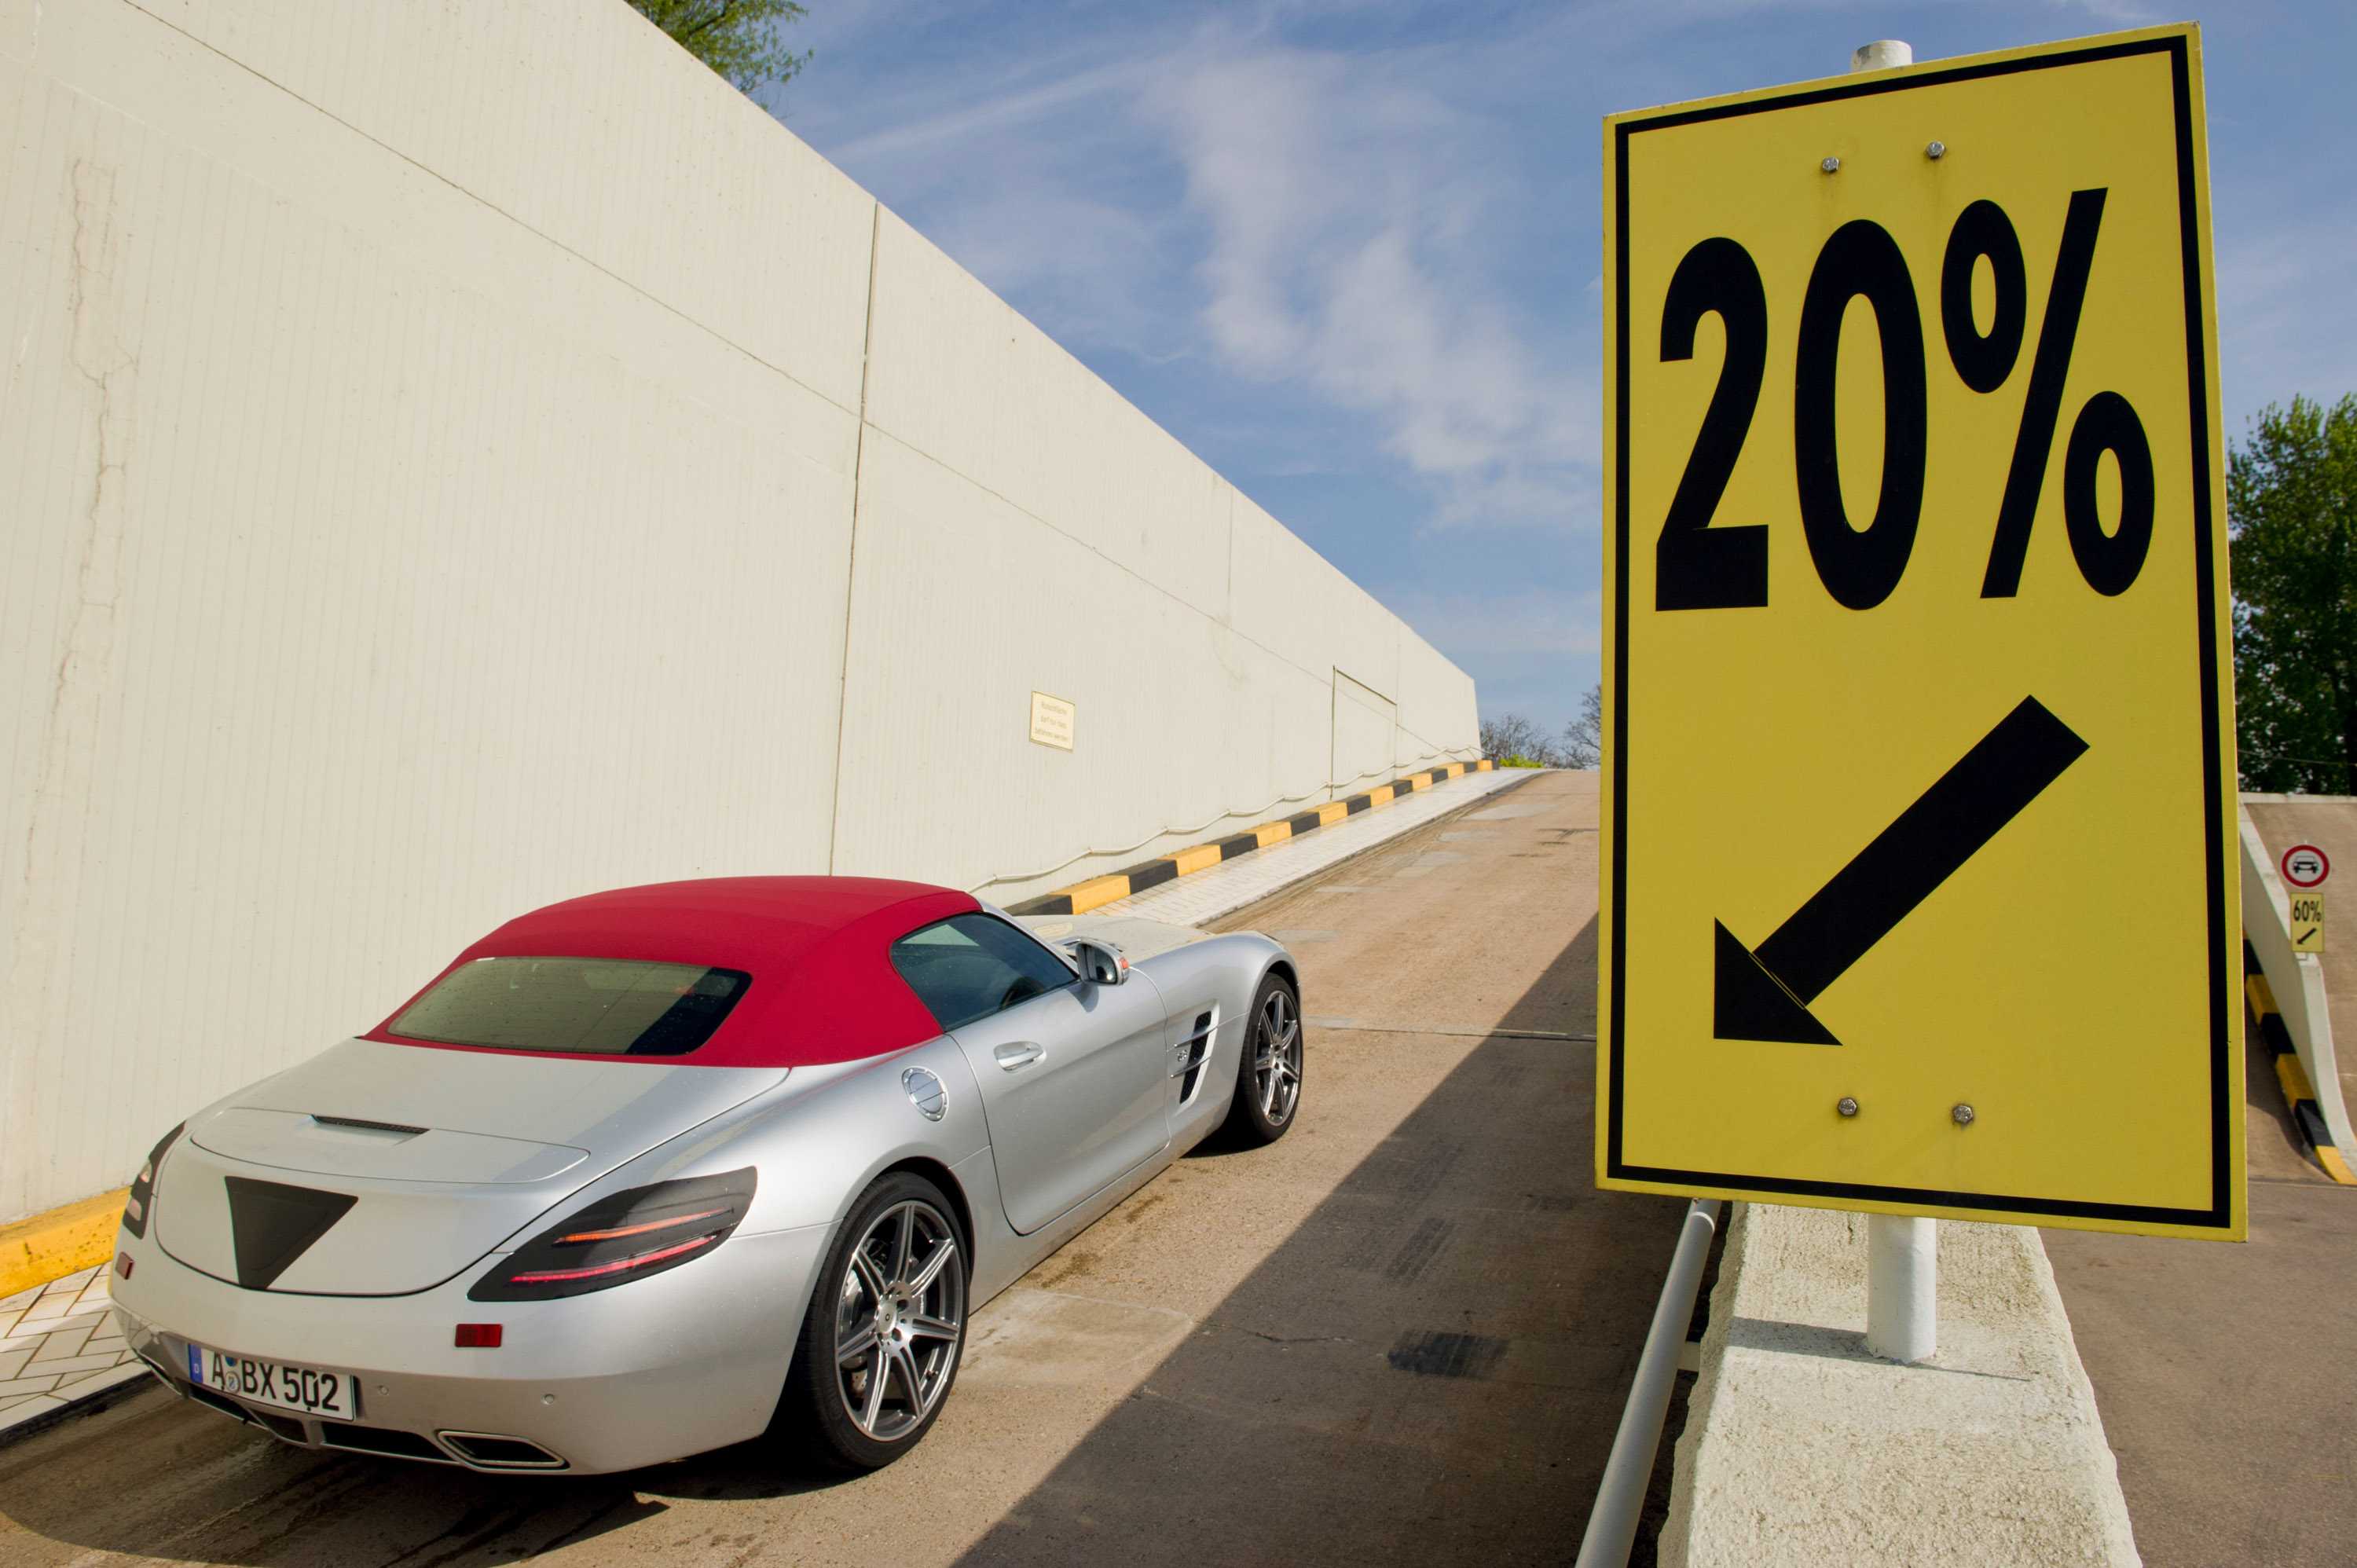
[365,877,980,1068]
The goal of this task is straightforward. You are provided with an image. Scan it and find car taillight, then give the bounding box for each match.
[467,1169,757,1302]
[120,1124,184,1240]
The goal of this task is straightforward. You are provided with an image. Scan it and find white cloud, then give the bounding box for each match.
[825,53,1153,165]
[1383,584,1604,727]
[2216,214,2357,430]
[1144,44,1596,529]
[1381,585,1604,661]
[2038,0,2171,24]
[924,184,1180,355]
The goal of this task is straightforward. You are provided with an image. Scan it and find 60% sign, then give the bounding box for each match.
[1655,189,2148,613]
[2285,844,2330,954]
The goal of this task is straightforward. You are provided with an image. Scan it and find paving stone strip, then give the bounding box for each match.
[0,1264,150,1444]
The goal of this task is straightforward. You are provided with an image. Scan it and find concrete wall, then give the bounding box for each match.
[0,0,1478,1222]
[2238,809,2356,1162]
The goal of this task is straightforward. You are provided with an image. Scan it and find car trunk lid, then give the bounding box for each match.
[156,1039,784,1295]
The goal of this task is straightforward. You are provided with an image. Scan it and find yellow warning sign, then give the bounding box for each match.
[2290,894,2325,954]
[1597,26,2242,1238]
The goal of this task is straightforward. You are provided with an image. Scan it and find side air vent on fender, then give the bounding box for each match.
[1173,1010,1215,1104]
[224,1178,357,1289]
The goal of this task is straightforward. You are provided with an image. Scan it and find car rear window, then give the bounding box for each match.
[389,958,751,1057]
[889,914,1076,1031]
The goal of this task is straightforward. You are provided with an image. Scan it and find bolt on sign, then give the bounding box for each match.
[1596,25,2242,1238]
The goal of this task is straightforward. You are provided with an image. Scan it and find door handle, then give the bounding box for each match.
[993,1042,1045,1072]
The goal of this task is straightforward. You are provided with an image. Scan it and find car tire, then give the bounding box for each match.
[1219,971,1303,1146]
[780,1170,970,1471]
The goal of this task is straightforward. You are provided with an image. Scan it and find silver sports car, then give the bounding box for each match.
[108,877,1302,1474]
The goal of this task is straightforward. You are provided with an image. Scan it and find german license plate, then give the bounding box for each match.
[185,1342,359,1418]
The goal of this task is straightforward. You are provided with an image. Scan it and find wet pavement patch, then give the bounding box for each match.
[1386,1331,1509,1379]
[961,1291,1193,1387]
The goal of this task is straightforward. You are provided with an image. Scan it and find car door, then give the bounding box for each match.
[890,914,1171,1235]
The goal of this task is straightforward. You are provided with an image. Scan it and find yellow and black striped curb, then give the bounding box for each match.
[2245,942,2357,1185]
[1,1187,130,1301]
[1009,760,1497,917]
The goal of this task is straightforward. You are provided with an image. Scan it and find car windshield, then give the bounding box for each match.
[389,958,751,1057]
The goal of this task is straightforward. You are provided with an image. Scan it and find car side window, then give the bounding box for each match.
[889,914,1077,1032]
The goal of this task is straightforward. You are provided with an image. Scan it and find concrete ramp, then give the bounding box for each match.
[2240,795,2357,1178]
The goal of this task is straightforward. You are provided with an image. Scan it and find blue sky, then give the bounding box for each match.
[767,2,2357,734]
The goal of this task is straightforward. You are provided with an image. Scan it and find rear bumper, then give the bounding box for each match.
[109,1219,829,1475]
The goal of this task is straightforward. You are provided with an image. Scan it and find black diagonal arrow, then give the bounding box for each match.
[1715,697,2089,1045]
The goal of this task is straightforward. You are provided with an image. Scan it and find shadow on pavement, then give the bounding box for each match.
[1497,912,1598,1039]
[0,1388,687,1564]
[0,1368,848,1563]
[2040,998,2355,1566]
[0,827,1682,1566]
[944,914,1689,1568]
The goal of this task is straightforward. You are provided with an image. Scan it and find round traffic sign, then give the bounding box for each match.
[2282,844,2330,889]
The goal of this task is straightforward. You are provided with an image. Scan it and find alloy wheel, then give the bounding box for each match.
[832,1198,964,1442]
[1252,987,1303,1127]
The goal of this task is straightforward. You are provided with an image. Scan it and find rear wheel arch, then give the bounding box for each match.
[878,1156,974,1258]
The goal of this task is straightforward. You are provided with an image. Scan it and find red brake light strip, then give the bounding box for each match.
[555,1206,731,1245]
[509,1233,716,1284]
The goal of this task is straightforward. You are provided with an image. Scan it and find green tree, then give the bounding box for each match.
[2231,394,2357,793]
[629,0,811,98]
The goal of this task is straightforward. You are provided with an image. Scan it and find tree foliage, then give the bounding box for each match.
[1479,713,1550,768]
[2231,395,2357,793]
[629,0,811,97]
[1480,684,1604,769]
[1562,683,1604,770]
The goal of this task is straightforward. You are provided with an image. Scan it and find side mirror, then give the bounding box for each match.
[1064,937,1129,985]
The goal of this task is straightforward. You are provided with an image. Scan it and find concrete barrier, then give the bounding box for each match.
[0,0,1476,1225]
[1660,1203,2139,1568]
[2238,809,2357,1167]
